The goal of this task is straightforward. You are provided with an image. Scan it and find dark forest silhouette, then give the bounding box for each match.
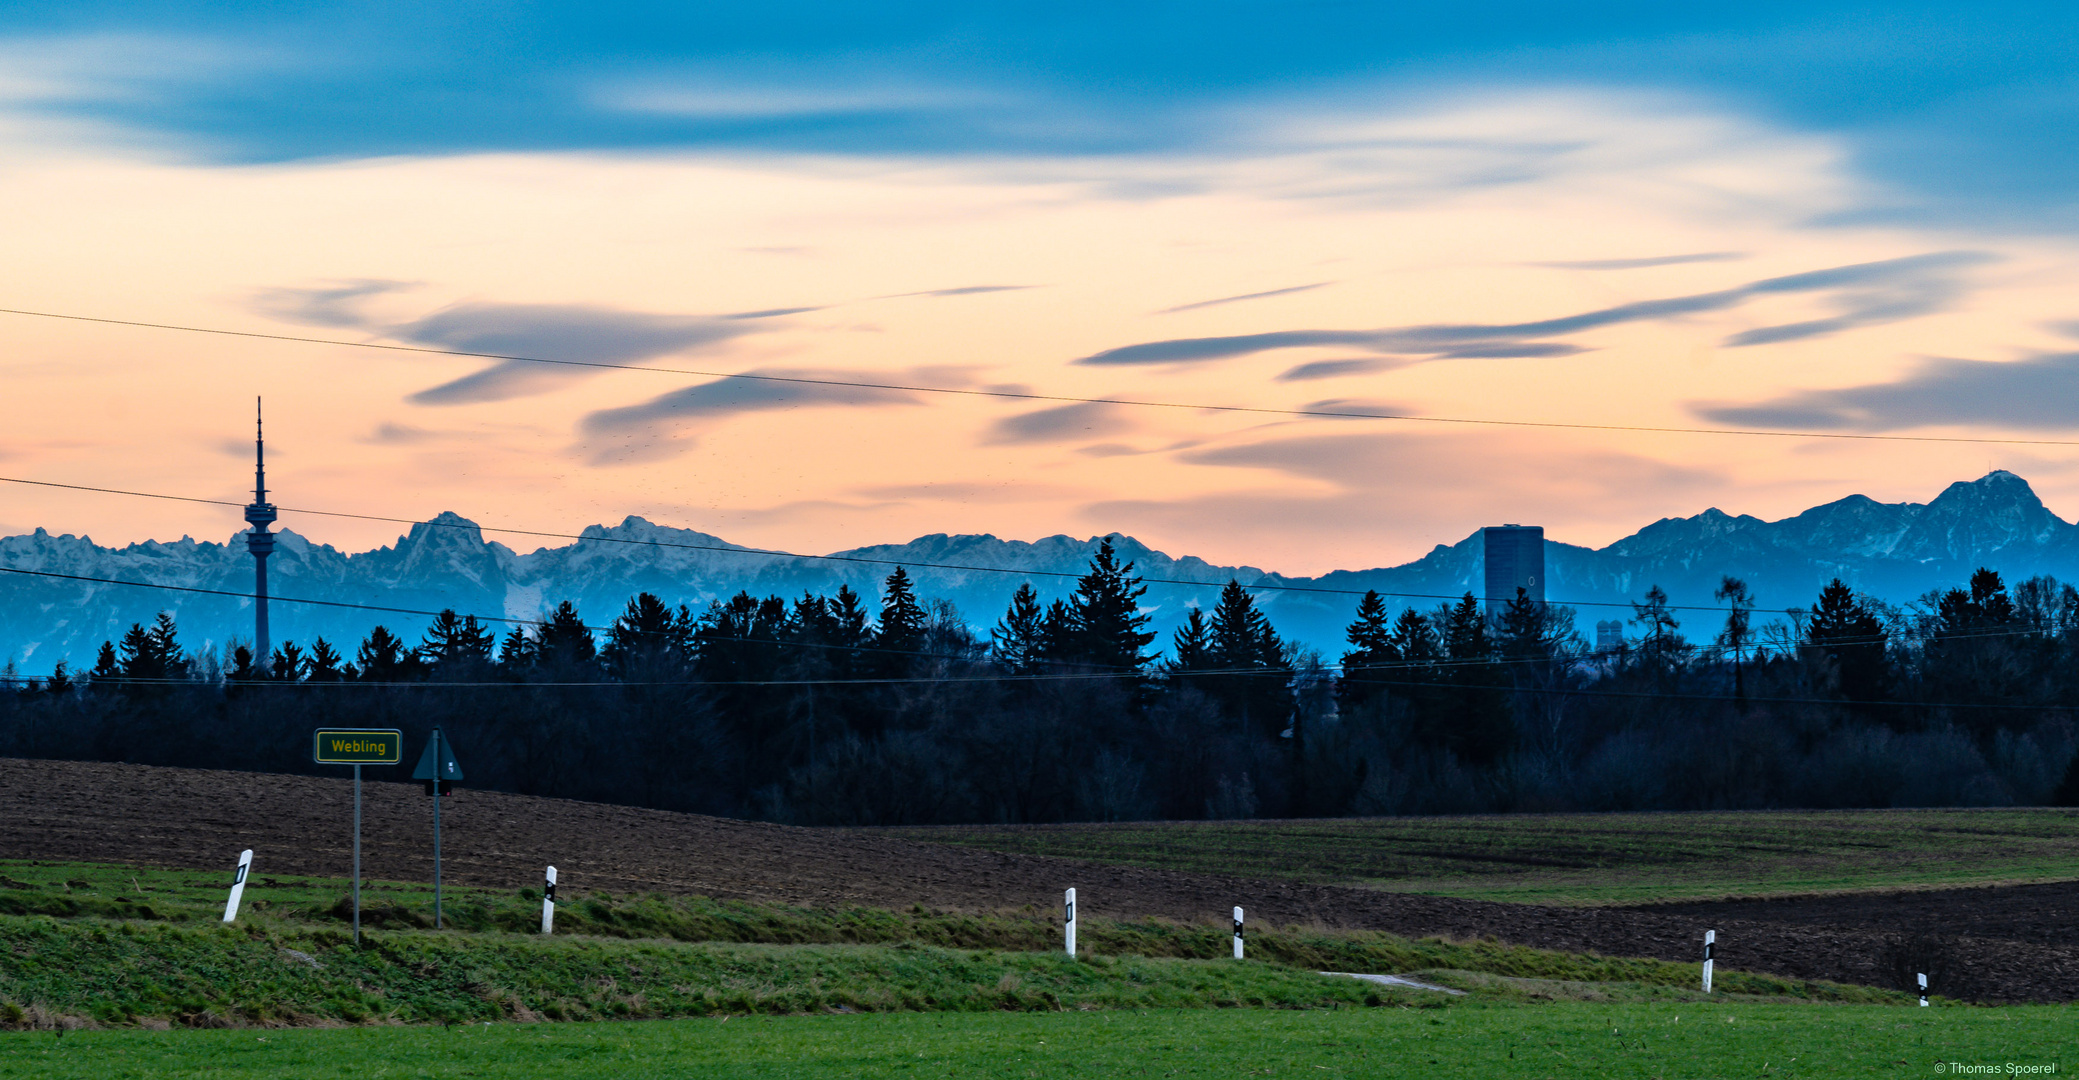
[8,538,2079,822]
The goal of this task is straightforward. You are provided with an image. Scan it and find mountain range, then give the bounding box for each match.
[2,471,2074,672]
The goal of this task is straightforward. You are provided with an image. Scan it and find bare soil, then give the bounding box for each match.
[3,758,2072,1002]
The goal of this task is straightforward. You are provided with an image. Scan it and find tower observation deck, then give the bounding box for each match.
[244,398,277,662]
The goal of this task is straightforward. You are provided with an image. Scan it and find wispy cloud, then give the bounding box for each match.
[578,368,945,465]
[877,285,1035,299]
[1275,357,1408,382]
[1077,252,1995,366]
[404,304,757,405]
[1156,282,1331,315]
[1532,252,1746,271]
[255,284,804,405]
[982,402,1135,445]
[1691,352,2079,432]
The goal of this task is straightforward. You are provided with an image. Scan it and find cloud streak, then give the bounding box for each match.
[1533,252,1745,271]
[1276,357,1408,381]
[255,284,803,405]
[577,367,941,465]
[983,402,1135,445]
[1156,282,1331,314]
[1691,352,2079,432]
[1076,251,1995,367]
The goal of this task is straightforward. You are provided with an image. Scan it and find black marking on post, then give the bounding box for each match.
[1703,941,1714,961]
[232,864,247,886]
[544,881,556,902]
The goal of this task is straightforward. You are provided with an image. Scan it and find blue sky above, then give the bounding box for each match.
[6,2,2078,226]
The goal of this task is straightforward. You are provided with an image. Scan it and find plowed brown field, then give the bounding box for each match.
[3,758,2073,1002]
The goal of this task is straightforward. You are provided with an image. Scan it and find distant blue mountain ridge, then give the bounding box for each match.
[2,471,2073,673]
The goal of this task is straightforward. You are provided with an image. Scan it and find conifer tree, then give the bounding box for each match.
[357,626,410,681]
[306,638,345,682]
[1061,537,1155,671]
[875,568,929,655]
[227,644,260,681]
[90,641,120,682]
[604,592,692,676]
[1337,590,1398,709]
[269,641,306,682]
[418,609,495,669]
[42,661,73,695]
[1168,606,1213,672]
[537,600,597,668]
[990,583,1048,674]
[498,625,538,670]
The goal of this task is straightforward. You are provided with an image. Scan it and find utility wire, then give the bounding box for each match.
[5,305,2078,447]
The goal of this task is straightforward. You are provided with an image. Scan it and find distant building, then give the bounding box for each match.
[1595,619,1625,653]
[1481,524,1544,617]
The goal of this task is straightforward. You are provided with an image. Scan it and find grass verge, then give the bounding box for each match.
[1,1003,2064,1079]
[0,858,1905,1028]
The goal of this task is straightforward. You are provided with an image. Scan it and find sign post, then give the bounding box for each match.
[1232,906,1245,960]
[412,727,466,930]
[314,728,403,945]
[542,866,557,935]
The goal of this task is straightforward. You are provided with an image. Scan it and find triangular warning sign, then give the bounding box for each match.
[411,727,465,784]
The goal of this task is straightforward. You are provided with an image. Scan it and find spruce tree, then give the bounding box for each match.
[1062,537,1155,671]
[537,600,597,668]
[90,640,120,682]
[498,625,538,670]
[357,626,409,681]
[875,568,929,655]
[990,583,1048,674]
[1168,606,1213,672]
[418,610,495,669]
[1338,590,1398,710]
[307,638,345,682]
[1807,578,1888,705]
[269,641,306,682]
[604,592,691,676]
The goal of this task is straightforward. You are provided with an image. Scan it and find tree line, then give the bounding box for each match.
[6,538,2079,822]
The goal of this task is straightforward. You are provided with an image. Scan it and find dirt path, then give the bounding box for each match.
[2,758,2071,1001]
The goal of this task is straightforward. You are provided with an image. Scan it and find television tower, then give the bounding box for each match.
[244,398,277,662]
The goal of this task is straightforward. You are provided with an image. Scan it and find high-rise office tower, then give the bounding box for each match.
[1481,524,1544,617]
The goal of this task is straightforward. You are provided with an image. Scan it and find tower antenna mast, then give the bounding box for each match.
[244,397,277,665]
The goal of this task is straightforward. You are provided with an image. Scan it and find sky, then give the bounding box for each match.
[3,2,2079,576]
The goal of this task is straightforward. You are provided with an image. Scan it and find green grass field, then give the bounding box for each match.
[1,859,1908,1032]
[2,1003,2066,1079]
[882,808,2079,905]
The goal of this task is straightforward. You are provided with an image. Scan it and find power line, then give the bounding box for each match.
[5,305,2078,447]
[0,472,1850,615]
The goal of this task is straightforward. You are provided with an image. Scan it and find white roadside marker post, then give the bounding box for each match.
[1702,930,1715,993]
[1232,906,1245,960]
[542,866,557,935]
[1919,972,1928,1007]
[223,849,253,923]
[1064,888,1077,958]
